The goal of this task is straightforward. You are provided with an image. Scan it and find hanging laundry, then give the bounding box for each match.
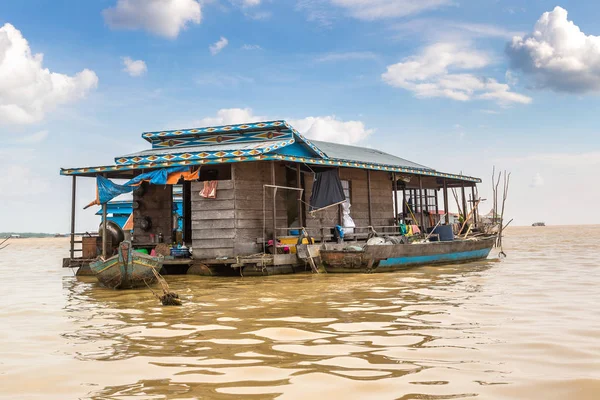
[411,225,421,235]
[200,181,218,199]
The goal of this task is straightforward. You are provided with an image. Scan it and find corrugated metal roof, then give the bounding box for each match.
[311,140,432,171]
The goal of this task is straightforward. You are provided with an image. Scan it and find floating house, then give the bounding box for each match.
[61,120,487,276]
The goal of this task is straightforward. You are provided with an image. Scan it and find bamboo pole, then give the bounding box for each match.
[461,184,468,222]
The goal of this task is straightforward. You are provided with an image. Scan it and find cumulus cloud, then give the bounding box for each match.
[507,6,600,93]
[209,37,229,55]
[0,23,98,125]
[330,0,452,20]
[194,108,265,127]
[382,42,531,105]
[122,57,147,77]
[289,116,373,144]
[192,108,372,145]
[103,0,202,39]
[530,173,544,188]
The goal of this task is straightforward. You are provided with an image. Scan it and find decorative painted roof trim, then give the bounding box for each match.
[115,139,295,165]
[141,120,288,142]
[151,130,291,149]
[61,155,481,183]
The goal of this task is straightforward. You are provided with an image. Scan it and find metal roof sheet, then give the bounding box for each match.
[311,140,432,171]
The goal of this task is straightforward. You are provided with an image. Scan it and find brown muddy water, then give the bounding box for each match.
[0,226,599,399]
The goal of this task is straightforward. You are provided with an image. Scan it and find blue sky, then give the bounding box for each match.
[0,0,599,232]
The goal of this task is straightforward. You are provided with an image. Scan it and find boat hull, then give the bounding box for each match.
[90,241,163,289]
[321,236,496,273]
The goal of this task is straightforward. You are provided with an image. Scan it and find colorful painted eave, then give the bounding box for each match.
[142,120,289,142]
[59,155,481,183]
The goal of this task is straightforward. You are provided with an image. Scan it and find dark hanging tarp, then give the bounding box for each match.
[309,168,346,212]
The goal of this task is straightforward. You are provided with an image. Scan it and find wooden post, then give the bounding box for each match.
[102,204,108,259]
[296,164,303,229]
[423,187,429,228]
[402,187,406,218]
[271,162,277,248]
[337,167,343,226]
[367,169,373,226]
[183,180,192,244]
[434,187,439,225]
[392,172,398,228]
[70,175,76,259]
[443,179,449,224]
[461,184,468,221]
[418,176,425,229]
[471,185,477,226]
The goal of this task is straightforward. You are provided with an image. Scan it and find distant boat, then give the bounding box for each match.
[532,222,546,227]
[90,241,163,289]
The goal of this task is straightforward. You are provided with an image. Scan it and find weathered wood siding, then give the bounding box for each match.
[191,162,287,258]
[133,183,173,244]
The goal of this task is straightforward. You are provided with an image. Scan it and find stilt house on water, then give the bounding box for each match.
[61,120,490,276]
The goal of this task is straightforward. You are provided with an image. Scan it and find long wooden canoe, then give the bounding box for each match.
[320,236,496,273]
[89,241,163,289]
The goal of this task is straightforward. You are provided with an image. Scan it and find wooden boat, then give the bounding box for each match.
[89,241,163,289]
[320,236,496,273]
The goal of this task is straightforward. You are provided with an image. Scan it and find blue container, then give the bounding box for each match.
[430,225,454,241]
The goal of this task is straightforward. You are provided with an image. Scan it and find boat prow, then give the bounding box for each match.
[90,241,163,289]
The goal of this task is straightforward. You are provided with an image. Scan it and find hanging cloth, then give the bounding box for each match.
[200,181,218,199]
[309,169,346,213]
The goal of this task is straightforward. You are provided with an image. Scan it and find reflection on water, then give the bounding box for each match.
[1,227,600,399]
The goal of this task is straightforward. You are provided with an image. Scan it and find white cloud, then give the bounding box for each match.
[507,6,600,93]
[194,108,266,127]
[192,108,372,145]
[330,0,452,20]
[103,0,202,39]
[315,51,377,63]
[209,37,229,55]
[122,57,147,77]
[382,42,532,105]
[530,173,544,188]
[0,23,98,125]
[289,116,373,144]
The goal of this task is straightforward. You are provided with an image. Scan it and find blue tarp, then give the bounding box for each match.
[96,167,191,205]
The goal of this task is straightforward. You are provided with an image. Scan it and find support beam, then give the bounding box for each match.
[367,169,373,226]
[70,176,76,259]
[443,179,449,224]
[337,167,343,226]
[461,184,468,221]
[392,173,399,228]
[183,180,192,244]
[101,203,108,259]
[271,161,277,247]
[424,187,429,228]
[296,164,303,229]
[434,187,439,225]
[402,187,407,220]
[471,185,477,226]
[418,176,425,229]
